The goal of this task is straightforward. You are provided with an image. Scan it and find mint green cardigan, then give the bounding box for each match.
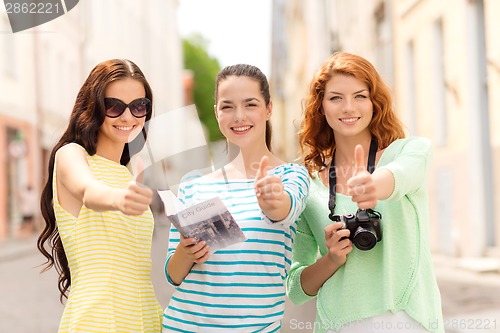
[286,137,444,333]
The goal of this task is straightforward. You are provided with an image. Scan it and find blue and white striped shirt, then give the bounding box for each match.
[162,163,310,332]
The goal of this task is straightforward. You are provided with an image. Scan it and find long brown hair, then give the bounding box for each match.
[298,52,405,175]
[37,59,153,301]
[214,64,273,151]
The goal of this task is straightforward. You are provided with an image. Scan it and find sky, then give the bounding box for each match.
[177,0,272,77]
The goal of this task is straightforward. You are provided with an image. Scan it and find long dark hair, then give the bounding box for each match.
[214,64,273,150]
[37,59,153,301]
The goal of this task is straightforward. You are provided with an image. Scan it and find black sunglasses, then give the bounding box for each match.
[104,97,152,118]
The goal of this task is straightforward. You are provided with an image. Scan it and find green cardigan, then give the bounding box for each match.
[286,137,444,333]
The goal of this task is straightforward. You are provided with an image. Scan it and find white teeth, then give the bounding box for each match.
[340,118,358,123]
[115,126,133,131]
[233,126,251,132]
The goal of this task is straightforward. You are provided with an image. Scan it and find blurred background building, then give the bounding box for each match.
[0,0,498,261]
[0,0,183,239]
[1,1,499,331]
[271,0,499,261]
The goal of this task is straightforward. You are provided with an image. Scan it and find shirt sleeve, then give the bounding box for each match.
[380,137,433,202]
[261,164,311,226]
[165,224,181,286]
[285,212,320,305]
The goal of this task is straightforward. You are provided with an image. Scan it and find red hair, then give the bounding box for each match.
[298,52,405,175]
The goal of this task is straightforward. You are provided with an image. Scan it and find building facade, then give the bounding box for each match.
[0,14,37,239]
[0,0,183,239]
[392,0,499,258]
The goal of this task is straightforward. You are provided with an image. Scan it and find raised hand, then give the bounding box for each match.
[254,156,285,213]
[346,144,377,209]
[131,154,146,184]
[118,156,153,215]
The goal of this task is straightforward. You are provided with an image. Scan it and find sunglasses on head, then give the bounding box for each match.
[104,97,151,118]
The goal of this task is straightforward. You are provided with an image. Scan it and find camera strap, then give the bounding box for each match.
[328,137,378,218]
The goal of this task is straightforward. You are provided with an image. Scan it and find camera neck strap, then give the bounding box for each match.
[328,137,378,216]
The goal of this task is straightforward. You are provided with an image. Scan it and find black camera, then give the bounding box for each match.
[330,209,382,251]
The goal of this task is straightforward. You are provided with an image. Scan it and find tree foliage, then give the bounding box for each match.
[183,35,223,142]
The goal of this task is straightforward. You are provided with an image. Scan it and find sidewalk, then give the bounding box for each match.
[433,255,500,333]
[0,235,39,262]
[2,235,500,333]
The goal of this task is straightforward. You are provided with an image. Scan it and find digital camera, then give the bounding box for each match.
[330,209,382,251]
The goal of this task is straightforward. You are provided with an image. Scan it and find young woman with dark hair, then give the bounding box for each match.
[162,64,310,332]
[38,59,162,332]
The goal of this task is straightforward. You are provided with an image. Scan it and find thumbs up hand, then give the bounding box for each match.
[346,145,377,209]
[255,155,270,182]
[117,156,153,216]
[254,156,289,221]
[132,155,146,185]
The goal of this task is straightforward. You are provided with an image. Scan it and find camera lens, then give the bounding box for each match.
[353,227,377,251]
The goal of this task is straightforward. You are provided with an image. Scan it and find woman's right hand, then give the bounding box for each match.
[117,181,153,216]
[178,235,210,264]
[324,222,353,266]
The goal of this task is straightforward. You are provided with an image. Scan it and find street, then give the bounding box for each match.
[1,218,499,333]
[0,247,63,333]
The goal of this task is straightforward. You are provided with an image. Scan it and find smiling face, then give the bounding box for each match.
[98,78,147,154]
[214,75,271,150]
[322,74,373,140]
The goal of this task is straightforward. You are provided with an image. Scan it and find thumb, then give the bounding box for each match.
[353,144,366,176]
[132,155,145,184]
[255,155,270,181]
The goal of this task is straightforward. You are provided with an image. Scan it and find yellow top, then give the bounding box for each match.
[54,144,162,333]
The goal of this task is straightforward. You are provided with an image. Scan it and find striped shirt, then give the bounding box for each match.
[162,163,310,332]
[54,144,162,333]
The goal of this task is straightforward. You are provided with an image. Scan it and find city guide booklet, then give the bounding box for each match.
[158,190,246,253]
